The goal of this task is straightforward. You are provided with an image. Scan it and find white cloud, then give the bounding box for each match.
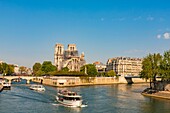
[157,32,170,39]
[163,32,170,39]
[157,34,161,39]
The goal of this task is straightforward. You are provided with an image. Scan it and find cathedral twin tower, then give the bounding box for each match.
[54,43,86,72]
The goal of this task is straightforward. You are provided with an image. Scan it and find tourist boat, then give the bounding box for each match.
[0,79,11,90]
[56,89,83,107]
[2,81,11,89]
[29,84,45,91]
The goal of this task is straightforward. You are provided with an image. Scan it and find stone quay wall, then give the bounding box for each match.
[32,76,147,87]
[142,91,170,100]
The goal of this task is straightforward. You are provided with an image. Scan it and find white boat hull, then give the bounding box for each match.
[30,87,45,91]
[0,82,11,90]
[56,96,82,107]
[29,85,45,91]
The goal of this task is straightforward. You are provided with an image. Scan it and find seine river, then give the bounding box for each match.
[1,82,170,113]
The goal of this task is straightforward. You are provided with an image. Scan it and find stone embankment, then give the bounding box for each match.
[0,84,3,92]
[142,91,170,100]
[32,76,148,87]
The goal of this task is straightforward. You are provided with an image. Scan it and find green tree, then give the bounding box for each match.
[97,72,108,77]
[41,61,56,74]
[61,67,69,72]
[107,70,116,77]
[160,50,170,81]
[19,66,27,74]
[80,64,98,77]
[7,65,14,75]
[0,63,14,75]
[36,70,45,76]
[0,63,2,74]
[140,53,162,89]
[0,62,8,75]
[33,62,41,75]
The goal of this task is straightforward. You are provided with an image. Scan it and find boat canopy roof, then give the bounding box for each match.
[31,84,44,87]
[58,90,82,98]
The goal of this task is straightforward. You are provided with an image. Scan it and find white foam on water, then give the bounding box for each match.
[52,103,61,106]
[52,103,88,108]
[81,104,88,107]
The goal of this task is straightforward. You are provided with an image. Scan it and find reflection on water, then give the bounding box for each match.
[0,83,170,113]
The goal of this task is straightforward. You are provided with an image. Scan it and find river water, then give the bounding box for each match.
[0,82,170,113]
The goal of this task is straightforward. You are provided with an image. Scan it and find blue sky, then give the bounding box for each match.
[0,0,170,68]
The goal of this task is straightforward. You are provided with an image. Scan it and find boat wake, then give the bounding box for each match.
[80,104,88,108]
[64,104,88,108]
[51,103,61,106]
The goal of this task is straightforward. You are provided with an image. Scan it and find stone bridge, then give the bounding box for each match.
[123,76,161,84]
[2,76,43,84]
[118,76,147,84]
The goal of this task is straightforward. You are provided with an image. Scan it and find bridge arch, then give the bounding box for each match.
[3,76,43,84]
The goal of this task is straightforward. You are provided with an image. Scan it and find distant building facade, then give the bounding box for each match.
[106,57,142,76]
[0,60,3,64]
[54,43,86,71]
[13,65,32,75]
[14,65,20,75]
[93,61,106,73]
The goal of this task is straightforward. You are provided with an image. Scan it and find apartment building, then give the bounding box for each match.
[106,57,142,76]
[93,61,106,72]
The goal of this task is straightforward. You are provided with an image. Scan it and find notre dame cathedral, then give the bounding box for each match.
[54,43,86,72]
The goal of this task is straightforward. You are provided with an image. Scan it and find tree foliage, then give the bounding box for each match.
[32,61,88,76]
[32,61,57,76]
[160,50,170,81]
[7,65,14,75]
[0,63,14,75]
[61,67,69,72]
[19,66,27,74]
[33,62,41,75]
[107,70,116,77]
[140,50,170,90]
[140,53,162,79]
[140,53,162,89]
[97,72,107,77]
[80,64,98,77]
[41,61,57,74]
[36,70,45,76]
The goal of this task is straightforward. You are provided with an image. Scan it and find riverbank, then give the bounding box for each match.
[0,84,3,92]
[142,91,170,100]
[32,76,148,87]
